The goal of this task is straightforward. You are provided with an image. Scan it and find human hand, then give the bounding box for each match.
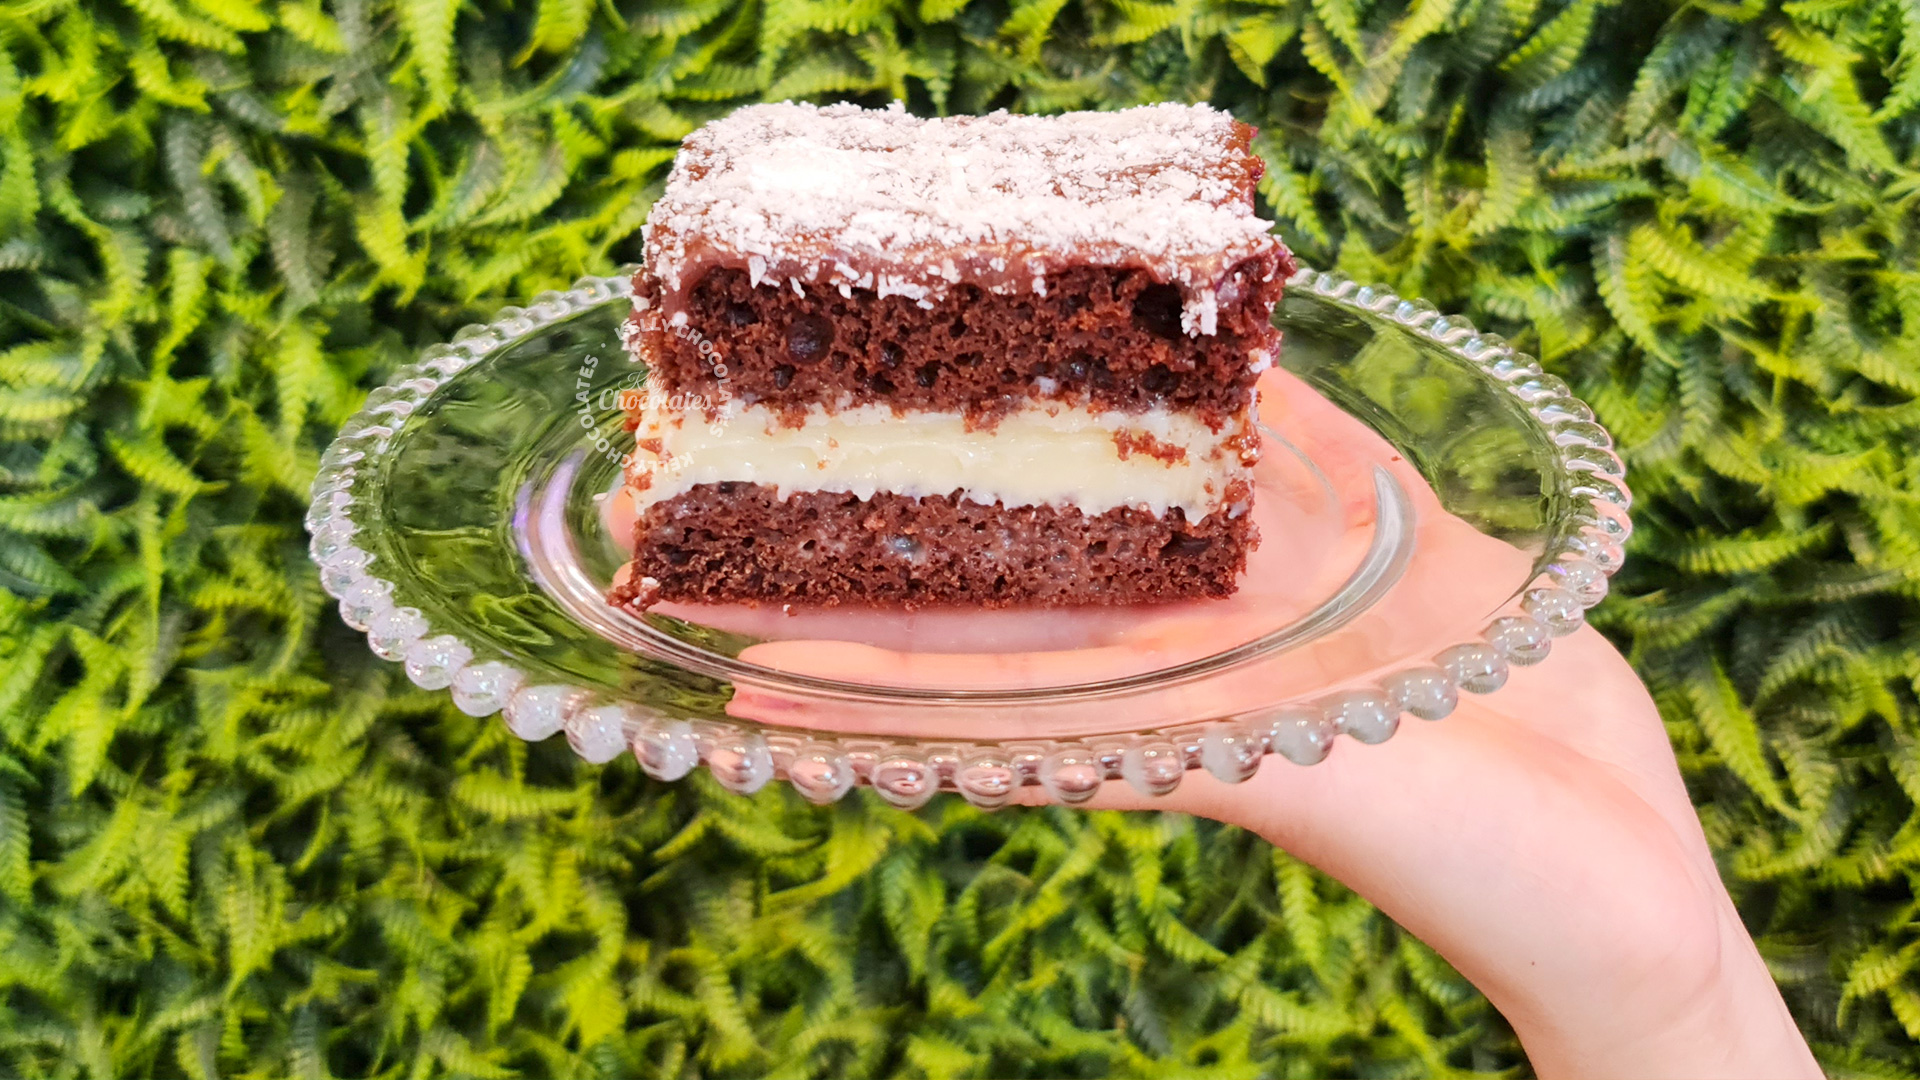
[691,371,1822,1078]
[984,626,1820,1079]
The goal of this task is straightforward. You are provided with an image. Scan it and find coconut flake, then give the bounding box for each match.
[643,101,1286,337]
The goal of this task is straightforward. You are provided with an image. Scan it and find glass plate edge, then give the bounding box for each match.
[303,267,1632,808]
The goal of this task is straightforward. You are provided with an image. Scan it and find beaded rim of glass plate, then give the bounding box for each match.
[304,267,1630,809]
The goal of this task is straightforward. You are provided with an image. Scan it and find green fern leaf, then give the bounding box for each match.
[450,771,588,819]
[634,0,731,38]
[0,776,28,905]
[400,0,462,104]
[1227,14,1299,86]
[1594,228,1679,364]
[1685,658,1794,816]
[1878,0,1920,119]
[124,0,248,52]
[472,141,570,227]
[1629,221,1770,301]
[106,432,209,497]
[1310,0,1365,57]
[1623,15,1731,136]
[0,492,99,540]
[1680,29,1763,137]
[0,131,42,234]
[1498,0,1598,88]
[1095,1,1180,47]
[1466,119,1538,235]
[188,0,273,32]
[1672,522,1835,575]
[0,386,84,424]
[0,536,83,597]
[164,119,236,266]
[276,0,346,50]
[1770,25,1903,173]
[518,0,596,61]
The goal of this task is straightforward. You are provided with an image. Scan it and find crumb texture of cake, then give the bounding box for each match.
[634,263,1282,426]
[616,101,1292,610]
[616,485,1254,609]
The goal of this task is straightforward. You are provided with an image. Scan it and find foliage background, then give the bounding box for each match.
[1,0,1917,1073]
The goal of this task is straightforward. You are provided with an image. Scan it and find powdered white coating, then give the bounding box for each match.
[642,102,1284,337]
[616,310,644,355]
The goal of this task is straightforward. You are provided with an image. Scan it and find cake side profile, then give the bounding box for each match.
[612,102,1294,610]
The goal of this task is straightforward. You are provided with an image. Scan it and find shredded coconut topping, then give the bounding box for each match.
[642,102,1284,336]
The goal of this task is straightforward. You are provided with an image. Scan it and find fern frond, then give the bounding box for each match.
[124,0,248,53]
[0,492,100,539]
[1770,25,1903,173]
[1672,522,1835,575]
[993,0,1073,62]
[633,0,731,38]
[1498,0,1598,88]
[399,0,462,104]
[0,536,84,596]
[1309,0,1365,57]
[106,432,209,497]
[277,0,346,51]
[1622,14,1731,136]
[164,118,236,266]
[1629,221,1770,301]
[1594,228,1679,364]
[518,0,596,61]
[1094,1,1180,46]
[1226,14,1298,85]
[1466,120,1538,235]
[1684,657,1795,816]
[1877,0,1920,119]
[764,53,881,100]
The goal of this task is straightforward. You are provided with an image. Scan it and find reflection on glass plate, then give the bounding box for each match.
[307,269,1630,807]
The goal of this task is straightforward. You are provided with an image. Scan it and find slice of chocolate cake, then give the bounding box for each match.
[611,102,1295,610]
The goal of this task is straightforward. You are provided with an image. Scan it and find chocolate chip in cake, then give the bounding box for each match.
[915,362,940,388]
[786,315,834,363]
[772,365,794,389]
[1132,283,1184,339]
[1142,363,1179,396]
[726,303,759,327]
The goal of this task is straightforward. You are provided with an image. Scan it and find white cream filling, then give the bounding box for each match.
[628,400,1251,520]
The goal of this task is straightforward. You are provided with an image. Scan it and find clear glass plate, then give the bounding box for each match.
[306,269,1630,808]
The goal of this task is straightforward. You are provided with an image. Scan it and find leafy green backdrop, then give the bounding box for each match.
[2,0,1916,1073]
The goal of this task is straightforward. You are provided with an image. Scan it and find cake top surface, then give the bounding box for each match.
[641,102,1283,321]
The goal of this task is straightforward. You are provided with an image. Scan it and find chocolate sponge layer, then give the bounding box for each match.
[614,483,1256,610]
[632,256,1290,425]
